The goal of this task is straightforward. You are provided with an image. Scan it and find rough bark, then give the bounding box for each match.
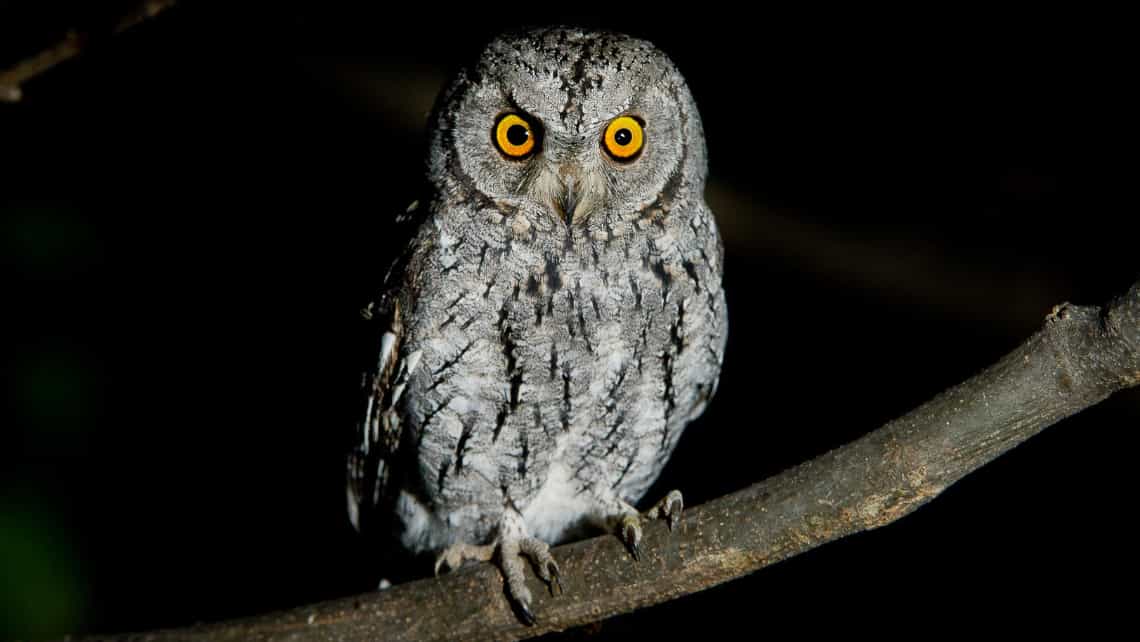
[82,281,1138,641]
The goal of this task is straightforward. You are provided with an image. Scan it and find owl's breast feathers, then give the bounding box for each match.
[361,192,726,546]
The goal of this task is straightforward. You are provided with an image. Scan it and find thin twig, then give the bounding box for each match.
[0,0,178,103]
[82,280,1138,641]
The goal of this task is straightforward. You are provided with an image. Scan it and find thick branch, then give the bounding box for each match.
[90,281,1139,641]
[0,0,177,103]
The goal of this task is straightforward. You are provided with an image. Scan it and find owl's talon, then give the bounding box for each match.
[549,564,564,596]
[649,490,684,532]
[433,552,453,576]
[618,513,643,561]
[542,560,563,596]
[520,536,562,597]
[537,560,562,595]
[499,538,538,626]
[515,599,537,627]
[433,542,494,577]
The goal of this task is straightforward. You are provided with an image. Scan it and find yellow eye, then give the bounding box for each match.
[603,115,644,160]
[494,113,537,158]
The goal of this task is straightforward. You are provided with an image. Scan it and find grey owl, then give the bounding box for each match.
[347,27,727,623]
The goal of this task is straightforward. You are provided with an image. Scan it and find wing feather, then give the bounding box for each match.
[347,295,419,532]
[346,197,431,533]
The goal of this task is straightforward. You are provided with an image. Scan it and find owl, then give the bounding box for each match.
[347,27,728,624]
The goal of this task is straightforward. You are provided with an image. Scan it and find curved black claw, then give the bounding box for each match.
[628,540,642,562]
[514,599,537,627]
[665,494,683,532]
[619,516,643,562]
[548,562,564,596]
[651,490,684,533]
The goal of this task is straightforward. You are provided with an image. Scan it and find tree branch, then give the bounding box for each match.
[0,0,178,103]
[91,280,1139,641]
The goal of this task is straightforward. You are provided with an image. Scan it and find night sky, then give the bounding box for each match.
[3,4,1137,640]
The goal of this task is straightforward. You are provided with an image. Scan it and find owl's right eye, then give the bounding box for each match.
[493,114,538,159]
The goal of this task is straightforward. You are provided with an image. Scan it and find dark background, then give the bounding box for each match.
[3,3,1137,639]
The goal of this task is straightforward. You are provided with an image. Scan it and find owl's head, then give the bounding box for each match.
[427,28,707,229]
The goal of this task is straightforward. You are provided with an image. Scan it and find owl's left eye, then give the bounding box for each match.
[602,115,645,161]
[494,113,538,159]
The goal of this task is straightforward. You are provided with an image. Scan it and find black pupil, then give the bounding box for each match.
[506,124,529,146]
[614,128,633,146]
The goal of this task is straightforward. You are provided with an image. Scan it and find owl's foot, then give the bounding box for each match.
[612,489,684,561]
[432,514,560,626]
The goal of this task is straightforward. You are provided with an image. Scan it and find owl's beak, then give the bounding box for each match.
[554,175,580,225]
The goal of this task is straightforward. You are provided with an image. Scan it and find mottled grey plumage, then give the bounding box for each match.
[347,27,727,621]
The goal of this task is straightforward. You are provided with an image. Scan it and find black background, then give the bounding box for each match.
[3,3,1137,639]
